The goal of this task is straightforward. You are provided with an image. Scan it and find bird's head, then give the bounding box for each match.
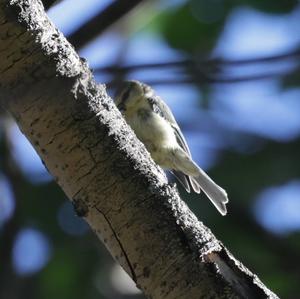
[114,80,153,113]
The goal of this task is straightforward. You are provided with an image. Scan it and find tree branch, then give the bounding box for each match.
[0,1,279,298]
[147,71,291,86]
[97,47,300,86]
[42,0,57,10]
[68,0,144,49]
[96,47,300,74]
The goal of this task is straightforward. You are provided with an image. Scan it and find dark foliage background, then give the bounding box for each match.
[1,0,300,298]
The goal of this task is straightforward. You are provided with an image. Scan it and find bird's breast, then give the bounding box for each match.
[126,109,177,154]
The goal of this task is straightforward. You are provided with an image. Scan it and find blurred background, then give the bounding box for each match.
[1,0,300,298]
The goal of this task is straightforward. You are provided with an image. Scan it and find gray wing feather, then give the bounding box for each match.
[148,96,189,153]
[148,96,177,124]
[189,176,201,194]
[172,125,201,194]
[171,170,191,193]
[148,96,201,193]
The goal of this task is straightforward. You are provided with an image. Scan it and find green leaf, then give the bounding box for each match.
[158,3,226,53]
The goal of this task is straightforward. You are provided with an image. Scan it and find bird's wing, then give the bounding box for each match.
[148,96,191,156]
[171,170,191,193]
[171,124,192,157]
[148,96,201,193]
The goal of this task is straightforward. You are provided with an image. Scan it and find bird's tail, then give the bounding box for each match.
[193,167,228,216]
[171,148,229,215]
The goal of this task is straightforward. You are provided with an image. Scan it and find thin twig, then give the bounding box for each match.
[95,47,300,74]
[104,69,297,87]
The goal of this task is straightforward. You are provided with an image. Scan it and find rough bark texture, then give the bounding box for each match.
[0,1,279,299]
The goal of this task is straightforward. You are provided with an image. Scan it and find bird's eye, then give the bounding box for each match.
[121,87,131,104]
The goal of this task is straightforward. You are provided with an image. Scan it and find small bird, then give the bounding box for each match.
[114,80,228,215]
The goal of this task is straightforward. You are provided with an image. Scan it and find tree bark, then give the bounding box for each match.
[0,1,279,298]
